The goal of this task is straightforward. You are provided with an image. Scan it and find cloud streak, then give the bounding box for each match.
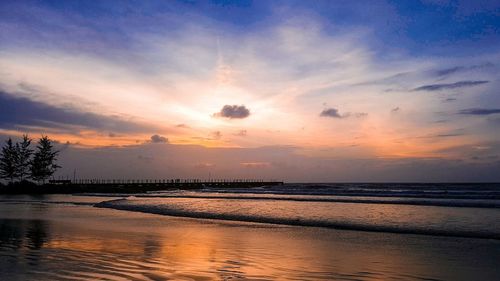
[412,80,489,91]
[458,108,500,116]
[0,90,156,133]
[434,63,494,77]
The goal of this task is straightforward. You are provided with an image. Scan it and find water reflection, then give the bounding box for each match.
[25,220,49,250]
[0,219,25,250]
[0,218,50,250]
[0,200,499,280]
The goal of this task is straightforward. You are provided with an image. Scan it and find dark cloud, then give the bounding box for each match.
[320,108,342,118]
[458,108,500,116]
[150,134,168,143]
[391,107,400,113]
[434,133,465,138]
[320,108,367,119]
[214,105,250,119]
[412,80,489,91]
[0,90,155,133]
[434,66,465,77]
[434,63,494,77]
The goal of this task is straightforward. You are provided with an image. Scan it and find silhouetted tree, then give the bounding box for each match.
[16,134,33,182]
[30,136,60,184]
[0,138,19,184]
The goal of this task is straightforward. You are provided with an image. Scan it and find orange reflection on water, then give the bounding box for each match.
[1,199,499,280]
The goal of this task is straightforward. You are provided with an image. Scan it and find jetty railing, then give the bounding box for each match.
[48,179,283,190]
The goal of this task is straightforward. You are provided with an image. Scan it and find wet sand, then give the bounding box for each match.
[0,197,499,280]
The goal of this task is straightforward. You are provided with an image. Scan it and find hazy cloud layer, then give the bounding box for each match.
[214,105,250,119]
[412,80,489,91]
[47,143,500,182]
[459,108,500,116]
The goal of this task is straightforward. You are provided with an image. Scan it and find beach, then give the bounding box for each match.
[1,192,499,281]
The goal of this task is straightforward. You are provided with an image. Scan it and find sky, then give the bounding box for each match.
[0,0,499,182]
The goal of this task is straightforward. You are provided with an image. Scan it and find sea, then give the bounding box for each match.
[0,183,499,280]
[96,182,500,239]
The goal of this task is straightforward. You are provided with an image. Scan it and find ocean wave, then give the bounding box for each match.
[193,183,500,200]
[199,189,500,200]
[134,194,500,208]
[96,199,500,240]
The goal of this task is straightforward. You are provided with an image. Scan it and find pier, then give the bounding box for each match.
[43,179,284,194]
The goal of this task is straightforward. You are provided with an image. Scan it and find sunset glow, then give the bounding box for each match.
[1,1,499,181]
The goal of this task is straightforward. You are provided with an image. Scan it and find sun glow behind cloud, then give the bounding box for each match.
[0,0,499,179]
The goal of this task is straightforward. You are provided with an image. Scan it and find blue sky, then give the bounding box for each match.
[2,1,498,54]
[0,0,499,181]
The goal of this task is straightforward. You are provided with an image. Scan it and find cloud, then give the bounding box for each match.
[150,134,168,143]
[433,63,495,78]
[194,162,215,168]
[352,112,368,118]
[234,130,247,137]
[320,108,342,118]
[214,105,250,119]
[240,162,271,168]
[420,129,466,138]
[458,108,500,116]
[435,133,465,137]
[1,2,499,158]
[391,107,400,113]
[211,131,222,140]
[412,80,489,91]
[320,108,367,119]
[0,90,156,133]
[434,66,465,77]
